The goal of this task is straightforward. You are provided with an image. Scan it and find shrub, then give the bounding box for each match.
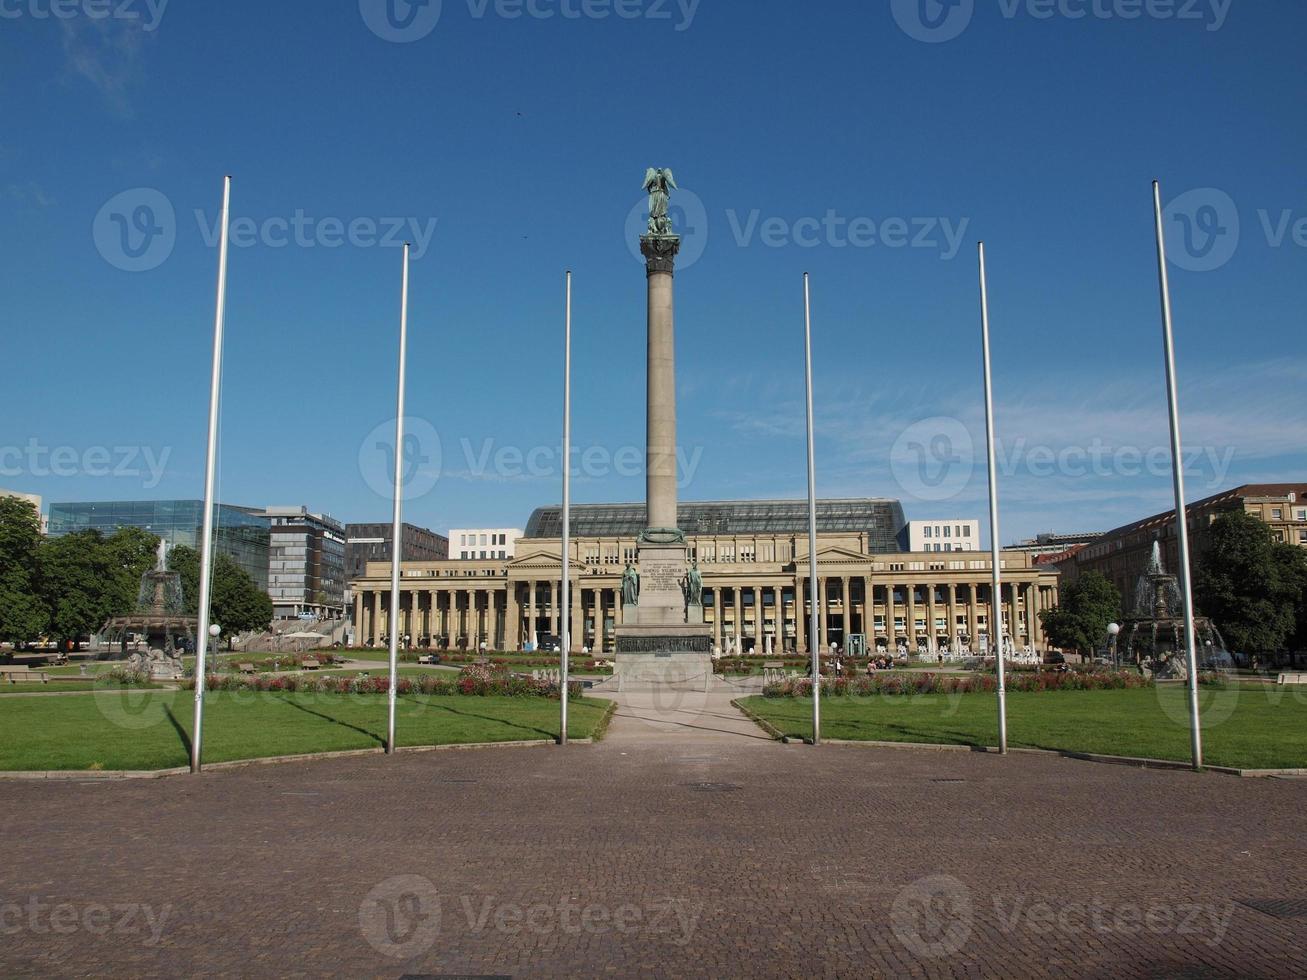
[182,665,580,699]
[761,670,1151,698]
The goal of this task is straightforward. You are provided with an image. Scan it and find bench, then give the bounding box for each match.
[301,659,322,671]
[1277,672,1307,685]
[1,670,49,685]
[417,655,440,665]
[238,663,257,675]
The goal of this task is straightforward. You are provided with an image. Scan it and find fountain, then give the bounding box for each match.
[1119,541,1231,679]
[102,540,197,679]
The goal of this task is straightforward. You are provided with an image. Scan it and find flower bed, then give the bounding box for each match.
[762,670,1157,698]
[185,663,581,698]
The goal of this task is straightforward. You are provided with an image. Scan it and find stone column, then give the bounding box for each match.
[967,585,980,649]
[732,587,743,650]
[368,591,379,646]
[353,592,363,642]
[927,583,938,654]
[772,585,783,653]
[641,234,681,532]
[713,587,723,650]
[550,581,560,637]
[817,578,828,652]
[1030,585,1042,646]
[796,578,807,653]
[505,583,520,652]
[839,576,850,648]
[906,583,918,650]
[885,583,896,646]
[1009,583,1021,649]
[570,581,583,653]
[526,580,536,646]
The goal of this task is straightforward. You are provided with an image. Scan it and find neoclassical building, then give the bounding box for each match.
[351,499,1061,655]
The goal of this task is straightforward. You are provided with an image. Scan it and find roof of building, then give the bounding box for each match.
[524,498,907,546]
[1096,483,1307,541]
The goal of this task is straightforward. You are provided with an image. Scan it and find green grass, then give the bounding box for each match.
[0,691,614,771]
[741,686,1307,770]
[1,681,162,694]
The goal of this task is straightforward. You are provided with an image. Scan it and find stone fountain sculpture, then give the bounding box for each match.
[103,540,198,680]
[1120,541,1231,679]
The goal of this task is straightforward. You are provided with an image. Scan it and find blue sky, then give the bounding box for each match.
[1,0,1303,545]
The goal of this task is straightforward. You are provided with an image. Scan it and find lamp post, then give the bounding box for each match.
[1107,622,1121,669]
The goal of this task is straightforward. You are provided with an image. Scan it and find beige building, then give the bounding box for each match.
[351,500,1059,655]
[1064,483,1307,602]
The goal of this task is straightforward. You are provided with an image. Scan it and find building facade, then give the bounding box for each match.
[47,499,270,590]
[1062,483,1307,603]
[351,500,1058,655]
[345,522,449,580]
[449,528,521,561]
[1004,531,1103,560]
[264,507,347,619]
[901,519,980,553]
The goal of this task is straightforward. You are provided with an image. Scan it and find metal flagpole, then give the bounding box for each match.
[978,242,1008,755]
[386,243,411,755]
[191,175,232,774]
[803,273,821,745]
[560,271,572,746]
[1151,181,1203,771]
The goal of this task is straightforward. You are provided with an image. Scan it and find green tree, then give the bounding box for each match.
[168,545,273,648]
[1038,571,1122,657]
[39,527,160,648]
[0,496,47,646]
[1194,510,1306,654]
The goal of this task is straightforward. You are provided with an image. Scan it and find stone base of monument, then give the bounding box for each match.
[613,625,714,692]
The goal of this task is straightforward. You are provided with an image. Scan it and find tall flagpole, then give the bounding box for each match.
[559,270,572,746]
[386,243,411,755]
[191,175,232,774]
[803,273,821,745]
[1151,181,1203,771]
[978,242,1008,755]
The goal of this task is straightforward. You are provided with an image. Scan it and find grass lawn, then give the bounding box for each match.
[741,686,1307,770]
[1,681,163,694]
[0,691,614,771]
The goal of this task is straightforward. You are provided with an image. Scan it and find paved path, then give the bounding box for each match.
[1,703,1305,977]
[593,676,773,745]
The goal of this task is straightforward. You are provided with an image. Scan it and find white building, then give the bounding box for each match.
[903,519,980,553]
[449,528,522,561]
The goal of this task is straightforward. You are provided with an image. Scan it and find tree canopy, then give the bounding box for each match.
[168,545,273,643]
[1194,510,1307,654]
[0,496,47,644]
[39,526,158,645]
[1038,571,1122,657]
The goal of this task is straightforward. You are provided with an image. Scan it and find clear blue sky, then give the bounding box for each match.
[2,1,1304,544]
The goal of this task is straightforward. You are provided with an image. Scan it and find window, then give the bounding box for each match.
[1299,530,1307,543]
[943,526,951,538]
[944,543,952,552]
[1297,509,1307,521]
[963,525,972,537]
[480,534,488,546]
[1272,508,1283,520]
[924,526,932,538]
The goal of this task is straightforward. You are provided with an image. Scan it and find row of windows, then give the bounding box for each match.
[459,533,509,547]
[458,549,509,560]
[1267,507,1307,521]
[923,525,972,539]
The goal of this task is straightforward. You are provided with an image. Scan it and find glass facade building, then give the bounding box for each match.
[46,500,270,590]
[525,498,908,553]
[265,507,347,619]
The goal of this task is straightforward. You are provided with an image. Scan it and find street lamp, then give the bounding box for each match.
[1107,622,1121,668]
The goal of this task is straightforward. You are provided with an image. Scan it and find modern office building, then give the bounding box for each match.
[1061,483,1307,601]
[901,519,980,553]
[345,522,449,579]
[264,507,347,620]
[351,497,1057,655]
[47,499,270,590]
[449,528,521,561]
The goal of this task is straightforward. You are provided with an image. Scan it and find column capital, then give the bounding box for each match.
[640,234,681,276]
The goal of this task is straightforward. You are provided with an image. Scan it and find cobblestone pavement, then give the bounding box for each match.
[2,706,1305,978]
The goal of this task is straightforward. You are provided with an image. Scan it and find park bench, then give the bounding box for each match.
[1277,672,1307,685]
[417,655,440,665]
[1,669,49,685]
[301,659,322,671]
[238,663,257,675]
